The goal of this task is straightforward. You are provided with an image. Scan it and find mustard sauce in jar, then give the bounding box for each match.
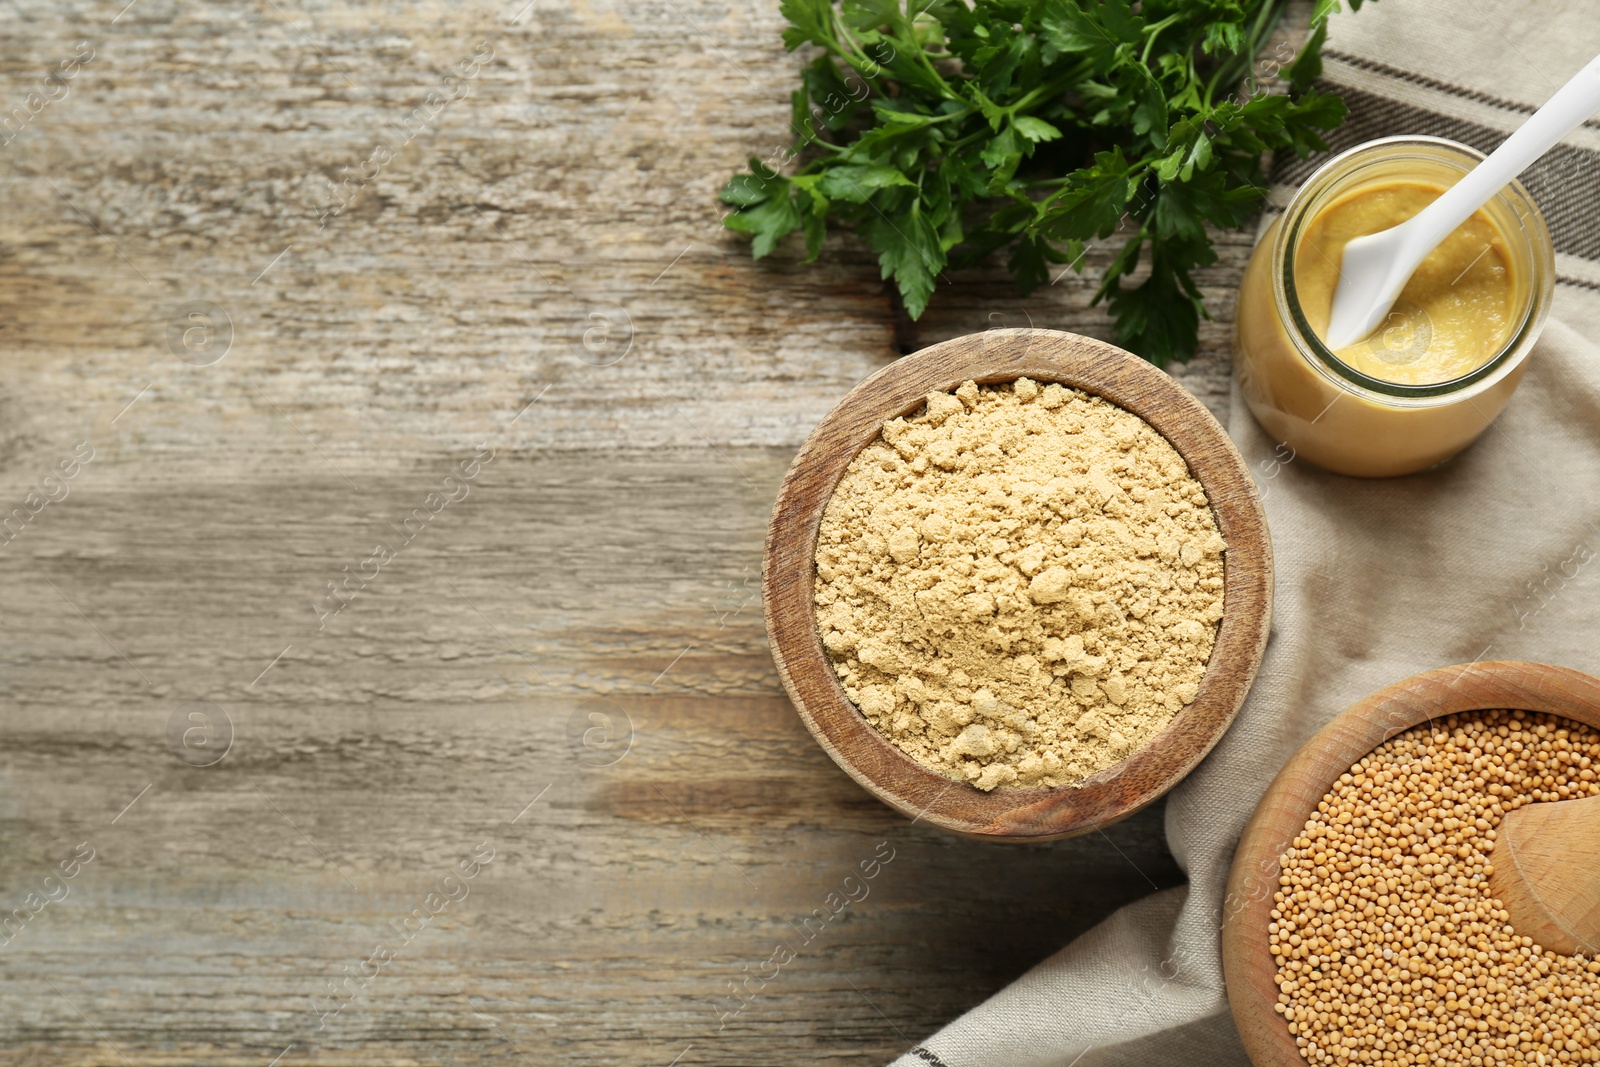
[1235,137,1554,478]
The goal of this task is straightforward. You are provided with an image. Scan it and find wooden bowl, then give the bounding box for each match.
[763,328,1273,841]
[1222,661,1600,1067]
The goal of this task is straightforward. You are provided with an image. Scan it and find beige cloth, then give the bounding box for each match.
[890,3,1600,1064]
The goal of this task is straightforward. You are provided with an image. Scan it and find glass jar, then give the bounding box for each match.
[1235,136,1554,478]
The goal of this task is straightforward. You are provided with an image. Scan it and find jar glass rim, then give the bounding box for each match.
[1271,135,1554,403]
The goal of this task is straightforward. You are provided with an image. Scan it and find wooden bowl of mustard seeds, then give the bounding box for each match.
[1221,661,1600,1067]
[763,328,1273,841]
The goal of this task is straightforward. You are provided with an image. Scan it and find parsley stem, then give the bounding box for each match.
[1007,61,1093,115]
[895,4,957,98]
[1140,14,1186,66]
[1203,0,1292,107]
[793,135,849,156]
[945,129,989,154]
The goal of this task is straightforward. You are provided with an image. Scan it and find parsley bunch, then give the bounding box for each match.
[720,0,1370,365]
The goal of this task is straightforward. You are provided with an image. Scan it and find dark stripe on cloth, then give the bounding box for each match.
[1322,49,1600,133]
[1272,83,1600,261]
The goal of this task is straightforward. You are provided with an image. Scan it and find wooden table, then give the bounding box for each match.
[0,1,1256,1062]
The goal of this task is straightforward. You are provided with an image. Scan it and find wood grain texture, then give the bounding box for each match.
[765,329,1273,841]
[1222,662,1600,1067]
[0,0,1285,1062]
[1488,792,1600,957]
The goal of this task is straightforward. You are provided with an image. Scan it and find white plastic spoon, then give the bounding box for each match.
[1324,52,1600,351]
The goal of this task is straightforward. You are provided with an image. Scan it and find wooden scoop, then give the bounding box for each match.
[1489,793,1600,956]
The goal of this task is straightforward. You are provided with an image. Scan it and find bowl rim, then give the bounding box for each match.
[763,328,1274,840]
[1221,660,1600,1067]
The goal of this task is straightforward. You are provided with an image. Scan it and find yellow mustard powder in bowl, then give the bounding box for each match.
[813,377,1227,792]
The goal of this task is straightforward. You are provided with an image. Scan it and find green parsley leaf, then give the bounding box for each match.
[863,200,944,319]
[1013,116,1064,144]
